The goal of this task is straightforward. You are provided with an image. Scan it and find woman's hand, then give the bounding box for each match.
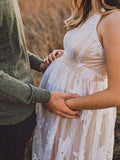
[39,49,64,73]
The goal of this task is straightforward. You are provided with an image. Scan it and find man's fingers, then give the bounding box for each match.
[51,54,56,60]
[47,105,80,117]
[56,111,79,119]
[64,106,80,115]
[44,58,49,64]
[48,55,53,63]
[64,93,80,100]
[56,51,64,57]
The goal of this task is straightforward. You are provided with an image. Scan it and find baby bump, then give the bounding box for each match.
[40,58,108,98]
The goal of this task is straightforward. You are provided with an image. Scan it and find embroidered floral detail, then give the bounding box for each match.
[80,110,93,129]
[73,151,79,158]
[56,137,71,160]
[32,154,39,160]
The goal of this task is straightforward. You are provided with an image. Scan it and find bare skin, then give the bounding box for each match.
[45,91,80,119]
[65,10,120,110]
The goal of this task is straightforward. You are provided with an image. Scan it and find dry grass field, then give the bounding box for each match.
[18,0,120,159]
[19,0,70,86]
[19,0,69,57]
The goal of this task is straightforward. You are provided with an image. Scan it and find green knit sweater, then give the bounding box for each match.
[0,0,51,125]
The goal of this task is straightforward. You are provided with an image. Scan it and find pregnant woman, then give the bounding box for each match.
[32,0,120,159]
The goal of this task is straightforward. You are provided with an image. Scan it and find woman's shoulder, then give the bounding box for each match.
[98,9,120,38]
[102,9,120,27]
[97,9,120,47]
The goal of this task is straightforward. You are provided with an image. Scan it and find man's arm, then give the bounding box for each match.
[0,70,51,104]
[27,51,43,72]
[0,70,80,118]
[28,50,64,72]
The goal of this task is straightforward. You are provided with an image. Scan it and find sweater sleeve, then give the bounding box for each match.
[0,70,51,104]
[0,2,3,26]
[28,51,44,72]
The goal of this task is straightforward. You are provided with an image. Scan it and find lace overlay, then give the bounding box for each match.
[32,13,116,160]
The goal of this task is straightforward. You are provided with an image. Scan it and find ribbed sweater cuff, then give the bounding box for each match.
[29,84,51,104]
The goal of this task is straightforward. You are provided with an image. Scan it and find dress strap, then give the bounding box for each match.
[94,13,102,29]
[91,13,104,50]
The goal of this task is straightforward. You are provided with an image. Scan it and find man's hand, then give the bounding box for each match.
[39,49,64,73]
[44,49,64,65]
[39,62,49,73]
[44,91,80,119]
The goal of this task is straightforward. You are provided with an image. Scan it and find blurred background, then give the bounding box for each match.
[18,0,120,159]
[19,0,70,86]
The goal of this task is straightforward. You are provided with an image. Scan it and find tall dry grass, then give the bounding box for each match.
[19,0,70,86]
[18,0,120,159]
[19,0,70,58]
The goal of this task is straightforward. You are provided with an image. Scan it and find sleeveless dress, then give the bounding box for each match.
[32,13,116,160]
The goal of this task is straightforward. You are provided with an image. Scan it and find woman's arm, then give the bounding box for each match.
[66,11,120,110]
[66,89,118,110]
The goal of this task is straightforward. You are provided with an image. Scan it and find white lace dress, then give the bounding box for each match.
[32,13,116,160]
